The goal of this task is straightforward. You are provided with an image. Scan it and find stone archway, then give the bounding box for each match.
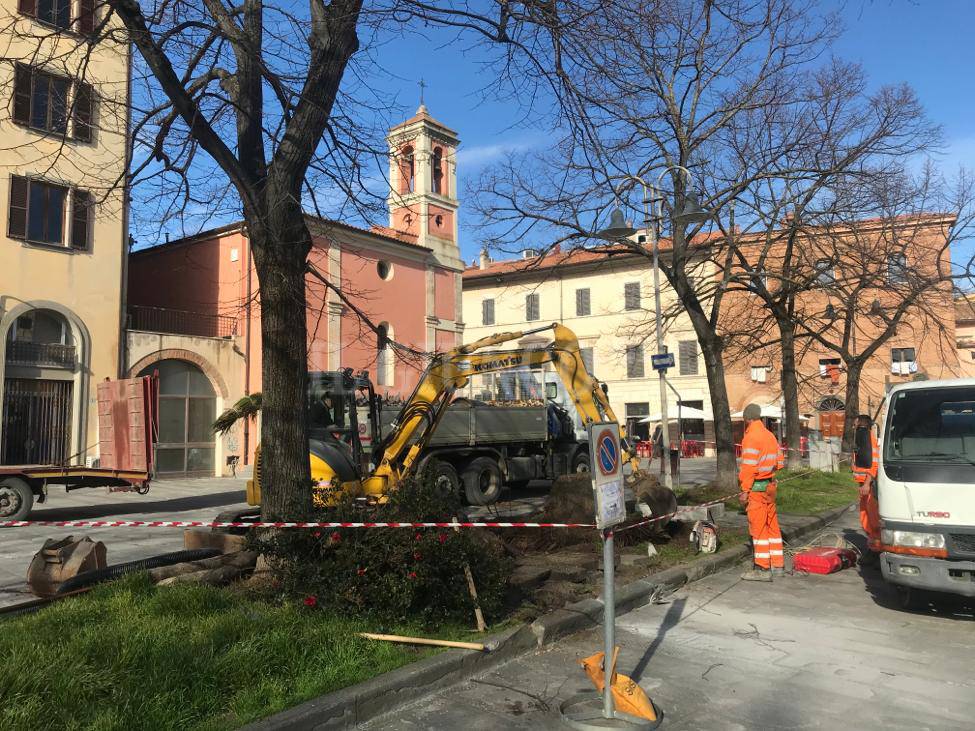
[128,348,229,399]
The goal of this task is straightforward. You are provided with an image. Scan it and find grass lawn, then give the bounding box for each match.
[676,469,857,517]
[0,574,477,731]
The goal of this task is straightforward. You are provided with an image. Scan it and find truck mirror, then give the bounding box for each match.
[546,383,558,401]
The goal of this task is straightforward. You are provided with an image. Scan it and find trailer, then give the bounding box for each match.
[0,376,157,520]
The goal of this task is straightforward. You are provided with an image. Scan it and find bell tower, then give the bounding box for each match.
[387,104,463,270]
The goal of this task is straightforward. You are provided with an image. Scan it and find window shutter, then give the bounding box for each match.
[580,347,594,375]
[72,82,93,142]
[12,65,31,126]
[624,282,640,310]
[526,293,539,321]
[626,345,645,378]
[8,176,29,239]
[482,298,494,326]
[78,0,95,35]
[678,340,698,375]
[575,288,590,316]
[17,0,36,16]
[70,189,91,250]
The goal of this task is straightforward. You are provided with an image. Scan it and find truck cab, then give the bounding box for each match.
[878,379,975,604]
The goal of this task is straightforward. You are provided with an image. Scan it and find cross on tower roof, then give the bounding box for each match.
[418,78,426,107]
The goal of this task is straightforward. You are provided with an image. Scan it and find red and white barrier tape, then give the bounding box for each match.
[0,518,596,529]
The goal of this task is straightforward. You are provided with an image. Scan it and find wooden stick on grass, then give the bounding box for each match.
[358,633,487,651]
[453,515,487,633]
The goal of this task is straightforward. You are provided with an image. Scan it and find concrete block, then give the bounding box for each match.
[509,564,551,591]
[183,528,248,554]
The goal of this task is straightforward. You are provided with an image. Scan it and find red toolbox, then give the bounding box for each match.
[792,547,858,574]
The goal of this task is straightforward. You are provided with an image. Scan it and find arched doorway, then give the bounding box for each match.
[139,359,216,477]
[817,396,845,439]
[2,309,76,465]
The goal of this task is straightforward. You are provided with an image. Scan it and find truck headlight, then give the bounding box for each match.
[881,529,945,549]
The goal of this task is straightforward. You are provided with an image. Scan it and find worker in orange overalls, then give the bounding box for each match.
[852,414,881,552]
[738,403,785,581]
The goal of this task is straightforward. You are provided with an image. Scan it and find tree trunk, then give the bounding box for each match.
[699,334,738,489]
[777,319,803,468]
[841,359,865,455]
[249,204,314,520]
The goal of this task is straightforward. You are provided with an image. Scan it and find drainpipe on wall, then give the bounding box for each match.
[118,42,134,379]
[243,226,252,464]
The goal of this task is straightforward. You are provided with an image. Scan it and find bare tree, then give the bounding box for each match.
[6,0,587,518]
[788,165,974,450]
[719,61,943,466]
[472,0,841,487]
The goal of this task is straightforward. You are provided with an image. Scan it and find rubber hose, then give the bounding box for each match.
[54,548,221,595]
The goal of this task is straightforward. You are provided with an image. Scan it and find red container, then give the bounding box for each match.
[792,547,858,574]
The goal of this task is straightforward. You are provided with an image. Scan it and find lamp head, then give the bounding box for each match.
[674,191,712,225]
[596,207,638,240]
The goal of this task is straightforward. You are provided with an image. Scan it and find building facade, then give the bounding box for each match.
[0,2,129,466]
[124,106,465,476]
[462,246,714,446]
[463,214,960,445]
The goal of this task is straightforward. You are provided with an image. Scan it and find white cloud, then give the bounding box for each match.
[456,137,539,168]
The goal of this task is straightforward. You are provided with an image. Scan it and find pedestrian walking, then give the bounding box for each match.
[651,422,664,476]
[738,403,785,581]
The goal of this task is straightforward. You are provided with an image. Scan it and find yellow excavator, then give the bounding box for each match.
[246,322,636,508]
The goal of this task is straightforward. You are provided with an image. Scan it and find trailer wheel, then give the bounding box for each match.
[462,457,503,506]
[572,451,591,473]
[427,460,460,498]
[0,478,34,521]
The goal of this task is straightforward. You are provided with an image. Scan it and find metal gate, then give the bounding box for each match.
[1,379,72,465]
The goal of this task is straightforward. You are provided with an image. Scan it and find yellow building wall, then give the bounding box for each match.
[462,256,713,442]
[0,5,129,464]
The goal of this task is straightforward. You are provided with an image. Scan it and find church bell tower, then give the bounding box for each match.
[386,103,463,270]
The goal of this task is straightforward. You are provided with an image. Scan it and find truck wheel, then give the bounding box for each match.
[427,460,460,497]
[462,457,503,506]
[0,478,34,521]
[572,452,591,473]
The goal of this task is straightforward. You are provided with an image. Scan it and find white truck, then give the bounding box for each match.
[878,379,975,607]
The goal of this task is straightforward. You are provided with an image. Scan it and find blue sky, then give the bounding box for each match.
[372,0,975,264]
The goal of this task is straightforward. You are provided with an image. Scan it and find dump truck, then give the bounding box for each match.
[0,376,158,520]
[246,323,637,509]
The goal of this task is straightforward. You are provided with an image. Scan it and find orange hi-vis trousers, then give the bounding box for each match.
[859,491,881,549]
[747,487,784,570]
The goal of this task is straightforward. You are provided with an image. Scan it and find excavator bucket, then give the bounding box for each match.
[27,535,107,598]
[579,647,659,722]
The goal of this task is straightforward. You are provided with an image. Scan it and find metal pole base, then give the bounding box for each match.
[560,692,662,730]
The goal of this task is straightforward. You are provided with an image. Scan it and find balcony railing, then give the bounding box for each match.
[5,340,77,369]
[128,305,238,339]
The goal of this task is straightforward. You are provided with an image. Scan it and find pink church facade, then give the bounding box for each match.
[124,107,465,474]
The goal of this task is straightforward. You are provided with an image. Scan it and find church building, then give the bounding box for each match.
[124,106,465,477]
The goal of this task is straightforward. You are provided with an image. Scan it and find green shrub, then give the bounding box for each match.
[252,473,511,625]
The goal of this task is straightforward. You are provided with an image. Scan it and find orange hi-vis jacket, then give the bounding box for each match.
[739,420,781,491]
[853,431,880,484]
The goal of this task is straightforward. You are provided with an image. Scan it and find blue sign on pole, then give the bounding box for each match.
[651,352,675,371]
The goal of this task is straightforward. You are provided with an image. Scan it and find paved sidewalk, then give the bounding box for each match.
[0,477,248,607]
[365,509,975,730]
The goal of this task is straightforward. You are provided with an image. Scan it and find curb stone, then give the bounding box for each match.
[247,501,854,729]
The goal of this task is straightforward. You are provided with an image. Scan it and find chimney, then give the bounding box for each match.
[479,248,491,270]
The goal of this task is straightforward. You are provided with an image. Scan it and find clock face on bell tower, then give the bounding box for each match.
[386,103,462,271]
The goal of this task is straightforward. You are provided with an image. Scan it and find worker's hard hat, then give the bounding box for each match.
[743,403,762,421]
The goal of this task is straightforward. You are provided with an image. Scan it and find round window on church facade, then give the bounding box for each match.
[377,260,394,281]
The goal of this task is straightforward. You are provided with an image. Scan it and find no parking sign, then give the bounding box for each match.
[588,422,626,529]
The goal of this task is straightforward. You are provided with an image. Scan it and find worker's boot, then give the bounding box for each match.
[770,568,786,577]
[740,568,773,582]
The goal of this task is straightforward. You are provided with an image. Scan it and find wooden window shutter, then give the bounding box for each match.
[678,340,698,375]
[72,82,93,141]
[78,0,95,35]
[624,282,641,310]
[575,288,590,316]
[70,189,92,250]
[17,0,36,16]
[482,298,494,326]
[580,347,594,375]
[12,65,31,126]
[8,176,29,239]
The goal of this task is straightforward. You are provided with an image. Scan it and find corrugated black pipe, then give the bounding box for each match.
[55,548,221,595]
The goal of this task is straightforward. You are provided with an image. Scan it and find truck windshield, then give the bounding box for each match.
[885,387,975,465]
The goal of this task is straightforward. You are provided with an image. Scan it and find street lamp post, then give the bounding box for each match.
[597,167,711,490]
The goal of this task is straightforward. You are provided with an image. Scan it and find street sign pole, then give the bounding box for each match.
[602,526,615,718]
